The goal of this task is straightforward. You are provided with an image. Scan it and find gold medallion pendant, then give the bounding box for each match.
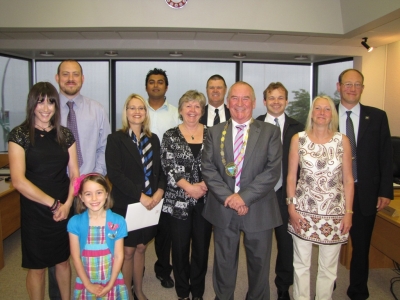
[225,162,237,177]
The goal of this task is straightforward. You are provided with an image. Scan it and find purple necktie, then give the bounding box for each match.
[67,101,83,167]
[234,124,246,188]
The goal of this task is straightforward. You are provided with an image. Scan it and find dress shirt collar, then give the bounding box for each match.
[339,102,360,118]
[146,98,170,112]
[59,93,83,108]
[265,113,285,124]
[208,103,225,113]
[232,118,252,129]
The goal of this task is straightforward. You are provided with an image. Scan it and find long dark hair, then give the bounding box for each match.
[21,82,64,146]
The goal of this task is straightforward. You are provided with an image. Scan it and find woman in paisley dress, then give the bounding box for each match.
[161,90,212,300]
[286,95,354,300]
[8,82,79,300]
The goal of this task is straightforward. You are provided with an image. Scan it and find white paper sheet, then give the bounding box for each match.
[125,199,164,232]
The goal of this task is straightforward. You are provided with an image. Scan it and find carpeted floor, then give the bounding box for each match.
[0,229,399,299]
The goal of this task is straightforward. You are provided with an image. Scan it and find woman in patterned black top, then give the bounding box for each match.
[161,90,212,300]
[8,82,79,300]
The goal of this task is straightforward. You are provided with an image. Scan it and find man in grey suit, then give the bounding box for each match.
[202,81,283,300]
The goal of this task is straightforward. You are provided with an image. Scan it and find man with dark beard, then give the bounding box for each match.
[46,59,111,299]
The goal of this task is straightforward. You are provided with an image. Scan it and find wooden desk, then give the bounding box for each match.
[0,178,20,270]
[340,190,400,269]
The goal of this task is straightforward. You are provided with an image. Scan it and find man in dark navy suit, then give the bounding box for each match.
[336,69,393,300]
[256,82,304,300]
[200,74,230,127]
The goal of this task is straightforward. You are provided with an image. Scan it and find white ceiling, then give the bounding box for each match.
[1,11,400,62]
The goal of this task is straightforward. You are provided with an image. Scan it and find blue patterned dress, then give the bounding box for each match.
[73,226,128,300]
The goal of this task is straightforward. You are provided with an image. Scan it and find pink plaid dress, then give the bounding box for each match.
[73,226,128,300]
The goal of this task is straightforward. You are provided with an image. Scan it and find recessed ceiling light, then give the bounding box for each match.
[169,51,183,57]
[294,55,309,61]
[233,53,246,59]
[40,51,54,57]
[105,50,118,57]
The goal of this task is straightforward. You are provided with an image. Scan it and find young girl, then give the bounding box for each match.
[67,173,129,300]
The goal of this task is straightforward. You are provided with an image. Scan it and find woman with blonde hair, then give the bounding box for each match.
[106,93,166,300]
[286,95,354,300]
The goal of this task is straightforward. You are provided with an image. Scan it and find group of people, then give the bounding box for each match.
[8,60,393,300]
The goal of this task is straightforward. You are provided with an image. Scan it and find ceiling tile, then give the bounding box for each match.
[369,18,400,34]
[80,31,121,39]
[41,32,85,39]
[0,32,12,39]
[119,31,158,39]
[2,32,47,39]
[231,33,270,42]
[266,35,308,43]
[195,32,235,41]
[331,38,361,47]
[157,31,196,40]
[300,36,342,45]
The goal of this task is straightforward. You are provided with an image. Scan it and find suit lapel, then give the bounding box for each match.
[224,104,231,120]
[283,114,291,137]
[242,121,260,171]
[121,132,143,167]
[224,121,234,164]
[357,104,370,143]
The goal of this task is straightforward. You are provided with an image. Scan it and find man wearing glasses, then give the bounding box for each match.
[336,69,393,300]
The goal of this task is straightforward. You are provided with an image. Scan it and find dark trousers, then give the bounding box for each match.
[154,211,173,278]
[48,266,61,300]
[347,185,376,300]
[170,202,212,298]
[213,214,273,300]
[274,188,293,292]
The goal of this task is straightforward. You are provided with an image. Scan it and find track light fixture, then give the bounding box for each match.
[361,37,373,52]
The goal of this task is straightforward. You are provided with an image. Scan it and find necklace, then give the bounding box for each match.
[35,123,52,131]
[220,118,253,177]
[182,124,198,141]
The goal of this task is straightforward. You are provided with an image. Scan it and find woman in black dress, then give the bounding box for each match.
[8,82,79,300]
[161,90,212,300]
[106,93,166,300]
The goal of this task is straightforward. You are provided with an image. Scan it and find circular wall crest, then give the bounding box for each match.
[165,0,188,9]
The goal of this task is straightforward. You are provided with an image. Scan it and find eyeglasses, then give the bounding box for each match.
[127,106,145,112]
[341,83,363,90]
[267,96,286,101]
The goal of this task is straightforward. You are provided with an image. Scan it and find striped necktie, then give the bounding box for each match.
[274,117,283,191]
[132,132,153,195]
[214,108,220,125]
[234,124,246,188]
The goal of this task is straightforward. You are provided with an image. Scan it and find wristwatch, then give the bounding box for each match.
[286,197,296,205]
